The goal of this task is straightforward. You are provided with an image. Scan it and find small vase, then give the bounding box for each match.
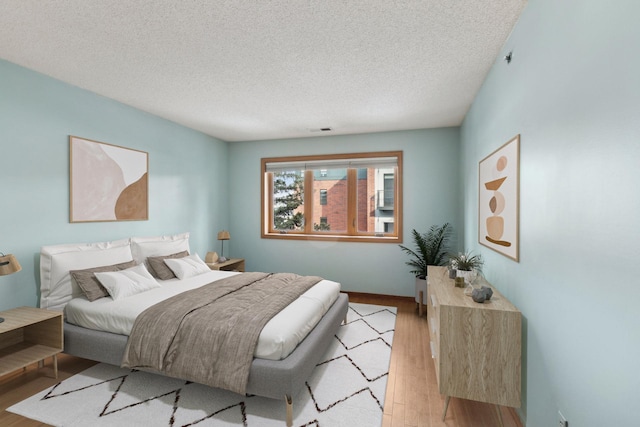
[456,269,477,286]
[464,283,474,296]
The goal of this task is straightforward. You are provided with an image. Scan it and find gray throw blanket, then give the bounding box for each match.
[121,272,321,394]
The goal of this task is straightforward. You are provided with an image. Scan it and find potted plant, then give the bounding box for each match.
[448,251,483,285]
[399,223,453,308]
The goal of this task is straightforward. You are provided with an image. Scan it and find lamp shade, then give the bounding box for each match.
[0,254,21,276]
[217,230,230,240]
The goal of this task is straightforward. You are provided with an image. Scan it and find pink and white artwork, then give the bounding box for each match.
[478,134,519,261]
[70,136,148,222]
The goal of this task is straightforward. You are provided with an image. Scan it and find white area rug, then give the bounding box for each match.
[9,303,396,427]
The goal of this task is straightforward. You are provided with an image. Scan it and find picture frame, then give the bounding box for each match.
[70,136,148,223]
[478,134,519,261]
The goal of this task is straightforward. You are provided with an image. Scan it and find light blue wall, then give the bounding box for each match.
[0,59,230,311]
[460,1,640,426]
[228,128,461,297]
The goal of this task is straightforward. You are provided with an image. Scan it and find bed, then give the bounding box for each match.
[39,232,349,426]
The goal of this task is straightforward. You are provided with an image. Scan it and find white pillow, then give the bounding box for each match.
[164,253,211,279]
[131,232,190,268]
[95,264,160,300]
[40,238,133,310]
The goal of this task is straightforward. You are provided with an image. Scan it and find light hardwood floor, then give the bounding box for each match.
[348,293,523,427]
[0,294,523,427]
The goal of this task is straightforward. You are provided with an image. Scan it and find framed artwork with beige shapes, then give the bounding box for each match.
[70,136,148,223]
[478,134,519,261]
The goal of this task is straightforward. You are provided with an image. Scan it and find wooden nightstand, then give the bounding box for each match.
[208,258,245,272]
[0,306,63,379]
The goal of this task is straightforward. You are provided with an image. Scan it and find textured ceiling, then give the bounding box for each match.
[0,1,526,142]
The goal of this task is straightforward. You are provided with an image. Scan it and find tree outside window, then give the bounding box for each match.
[272,170,304,231]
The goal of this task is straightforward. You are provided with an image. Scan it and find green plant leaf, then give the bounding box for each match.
[399,223,453,277]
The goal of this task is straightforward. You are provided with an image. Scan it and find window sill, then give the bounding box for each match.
[262,232,402,243]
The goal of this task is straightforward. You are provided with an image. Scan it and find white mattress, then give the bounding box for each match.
[64,270,340,361]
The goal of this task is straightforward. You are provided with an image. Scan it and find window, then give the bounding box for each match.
[261,151,402,242]
[319,189,327,205]
[384,222,394,233]
[383,173,394,208]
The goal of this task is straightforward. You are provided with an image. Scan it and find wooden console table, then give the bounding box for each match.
[427,266,521,425]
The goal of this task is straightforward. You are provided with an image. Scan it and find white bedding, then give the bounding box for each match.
[64,269,340,361]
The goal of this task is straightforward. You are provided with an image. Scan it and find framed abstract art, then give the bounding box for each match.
[478,134,519,261]
[70,136,148,223]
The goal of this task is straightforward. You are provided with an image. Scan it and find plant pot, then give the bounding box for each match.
[415,276,427,304]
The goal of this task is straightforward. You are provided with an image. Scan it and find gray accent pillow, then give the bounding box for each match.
[147,250,189,280]
[70,260,137,302]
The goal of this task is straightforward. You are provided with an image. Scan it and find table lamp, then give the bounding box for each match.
[217,230,230,262]
[0,253,22,323]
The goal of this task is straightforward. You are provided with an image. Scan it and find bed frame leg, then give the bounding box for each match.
[285,395,293,427]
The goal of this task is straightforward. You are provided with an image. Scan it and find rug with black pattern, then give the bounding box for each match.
[9,303,396,427]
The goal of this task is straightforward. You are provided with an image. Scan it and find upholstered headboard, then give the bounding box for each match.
[39,232,190,311]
